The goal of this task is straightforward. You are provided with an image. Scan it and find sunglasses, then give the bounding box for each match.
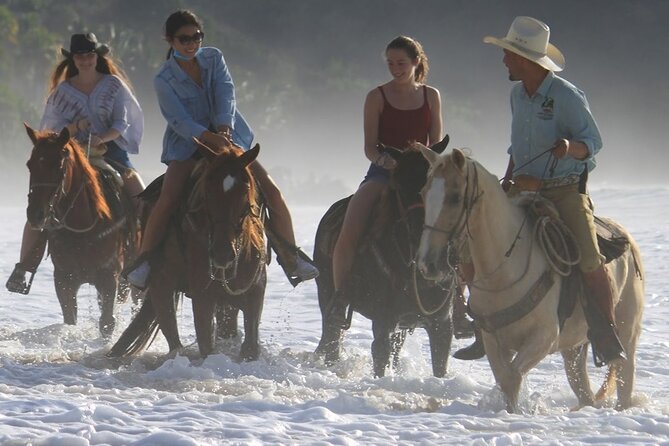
[174,31,204,45]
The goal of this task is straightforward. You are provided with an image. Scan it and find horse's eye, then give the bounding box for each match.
[447,194,461,205]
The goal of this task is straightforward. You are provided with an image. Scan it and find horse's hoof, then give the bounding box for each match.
[240,343,259,362]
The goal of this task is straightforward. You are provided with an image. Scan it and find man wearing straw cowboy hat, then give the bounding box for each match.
[455,16,626,366]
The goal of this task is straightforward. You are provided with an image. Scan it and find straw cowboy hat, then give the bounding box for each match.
[483,16,565,72]
[61,33,110,58]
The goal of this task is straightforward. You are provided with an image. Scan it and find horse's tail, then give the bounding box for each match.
[594,365,617,401]
[107,295,160,357]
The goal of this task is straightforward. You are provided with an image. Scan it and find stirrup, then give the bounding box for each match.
[5,263,35,295]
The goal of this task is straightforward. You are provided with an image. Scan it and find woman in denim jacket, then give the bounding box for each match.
[126,10,318,288]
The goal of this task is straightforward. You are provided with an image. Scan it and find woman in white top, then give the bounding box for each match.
[6,33,145,294]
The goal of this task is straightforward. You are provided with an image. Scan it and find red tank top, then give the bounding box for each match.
[377,85,431,149]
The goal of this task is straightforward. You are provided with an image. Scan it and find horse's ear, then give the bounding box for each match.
[414,142,439,166]
[56,126,70,147]
[238,143,260,169]
[193,137,219,161]
[430,134,450,154]
[24,123,38,146]
[451,148,467,172]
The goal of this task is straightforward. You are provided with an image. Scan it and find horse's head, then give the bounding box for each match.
[24,124,71,228]
[415,146,474,281]
[384,135,450,246]
[24,124,111,230]
[193,138,262,271]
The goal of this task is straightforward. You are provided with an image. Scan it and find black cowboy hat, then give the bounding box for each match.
[61,33,110,58]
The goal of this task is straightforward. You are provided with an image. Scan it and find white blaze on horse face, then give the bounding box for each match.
[222,175,236,192]
[423,177,447,228]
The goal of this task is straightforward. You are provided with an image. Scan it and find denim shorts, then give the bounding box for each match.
[104,140,134,171]
[362,163,390,184]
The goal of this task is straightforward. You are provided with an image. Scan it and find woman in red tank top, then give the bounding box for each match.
[329,36,443,324]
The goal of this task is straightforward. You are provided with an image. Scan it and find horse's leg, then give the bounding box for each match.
[484,334,521,413]
[149,272,183,354]
[390,330,406,372]
[314,265,343,366]
[612,283,643,410]
[426,316,454,378]
[610,248,644,410]
[316,319,343,366]
[371,320,393,378]
[506,327,557,411]
[192,293,217,358]
[561,343,595,409]
[216,304,239,339]
[94,272,118,339]
[240,282,265,361]
[54,269,79,325]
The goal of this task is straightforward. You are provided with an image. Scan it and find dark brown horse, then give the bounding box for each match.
[108,141,267,360]
[314,136,457,377]
[24,125,137,337]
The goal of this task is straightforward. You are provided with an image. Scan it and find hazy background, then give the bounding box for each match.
[1,0,667,207]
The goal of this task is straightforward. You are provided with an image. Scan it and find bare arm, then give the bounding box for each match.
[426,86,443,145]
[363,88,383,162]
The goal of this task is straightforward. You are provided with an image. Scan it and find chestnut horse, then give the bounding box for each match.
[314,136,457,378]
[416,146,644,411]
[108,141,267,360]
[24,125,137,337]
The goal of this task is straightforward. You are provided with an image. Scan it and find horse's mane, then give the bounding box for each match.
[38,131,111,220]
[189,148,264,257]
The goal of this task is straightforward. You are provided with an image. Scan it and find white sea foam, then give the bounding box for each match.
[0,188,667,444]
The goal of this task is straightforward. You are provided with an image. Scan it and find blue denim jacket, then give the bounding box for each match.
[154,47,254,163]
[509,71,602,179]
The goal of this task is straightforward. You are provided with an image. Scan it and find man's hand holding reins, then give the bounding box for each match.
[551,138,589,160]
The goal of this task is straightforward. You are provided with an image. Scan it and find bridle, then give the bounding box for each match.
[203,178,266,296]
[422,161,483,244]
[390,179,457,316]
[28,149,98,233]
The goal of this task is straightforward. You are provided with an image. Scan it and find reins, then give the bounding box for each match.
[32,134,100,233]
[391,185,455,316]
[200,167,266,295]
[213,204,266,296]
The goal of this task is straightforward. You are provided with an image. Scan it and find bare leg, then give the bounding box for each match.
[126,160,194,288]
[332,180,385,292]
[138,159,195,256]
[122,169,146,210]
[19,223,47,269]
[250,161,296,246]
[6,223,47,293]
[250,161,318,279]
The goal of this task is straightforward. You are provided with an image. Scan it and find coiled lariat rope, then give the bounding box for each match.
[534,214,581,277]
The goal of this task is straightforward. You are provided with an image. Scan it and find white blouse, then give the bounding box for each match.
[40,74,143,154]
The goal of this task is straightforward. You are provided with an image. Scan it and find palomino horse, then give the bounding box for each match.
[415,146,644,412]
[108,141,266,360]
[314,136,457,378]
[24,125,138,337]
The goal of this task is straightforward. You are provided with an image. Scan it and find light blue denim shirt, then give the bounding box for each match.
[154,47,254,163]
[508,71,602,179]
